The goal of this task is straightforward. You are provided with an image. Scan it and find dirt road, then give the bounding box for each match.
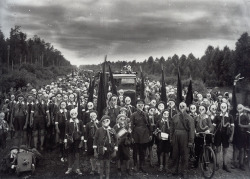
[1,139,249,179]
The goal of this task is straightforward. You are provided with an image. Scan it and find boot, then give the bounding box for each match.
[223,165,231,173]
[117,168,121,176]
[239,164,245,171]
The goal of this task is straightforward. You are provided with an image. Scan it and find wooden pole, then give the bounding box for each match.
[41,53,43,67]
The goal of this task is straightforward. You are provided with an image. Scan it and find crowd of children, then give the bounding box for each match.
[0,70,249,179]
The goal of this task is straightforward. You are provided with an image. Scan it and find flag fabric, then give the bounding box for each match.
[97,72,106,119]
[102,55,108,98]
[88,76,95,103]
[161,65,167,103]
[88,76,92,95]
[109,65,118,95]
[140,66,145,100]
[185,79,193,107]
[76,91,81,119]
[231,85,237,118]
[176,67,182,107]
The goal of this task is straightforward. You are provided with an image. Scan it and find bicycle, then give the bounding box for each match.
[196,132,216,179]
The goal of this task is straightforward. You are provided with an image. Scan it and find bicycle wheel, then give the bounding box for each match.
[200,146,216,179]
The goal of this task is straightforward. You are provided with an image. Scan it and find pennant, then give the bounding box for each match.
[109,65,118,95]
[231,85,237,118]
[97,72,106,119]
[176,67,182,107]
[161,65,167,103]
[185,78,193,107]
[140,66,145,100]
[102,55,108,102]
[88,76,95,103]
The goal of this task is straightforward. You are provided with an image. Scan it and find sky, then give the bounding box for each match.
[0,0,250,66]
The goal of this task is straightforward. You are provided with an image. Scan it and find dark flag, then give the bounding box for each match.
[97,72,106,119]
[88,77,95,103]
[88,77,92,95]
[185,78,193,108]
[161,65,167,103]
[140,66,145,100]
[231,85,237,119]
[102,55,108,98]
[109,65,117,95]
[77,91,81,119]
[176,67,182,107]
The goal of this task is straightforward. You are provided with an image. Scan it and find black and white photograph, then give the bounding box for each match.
[0,0,250,178]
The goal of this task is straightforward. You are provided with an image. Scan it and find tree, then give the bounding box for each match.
[235,32,250,81]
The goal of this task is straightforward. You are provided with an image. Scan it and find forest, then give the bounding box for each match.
[80,32,250,89]
[0,26,73,92]
[0,26,250,93]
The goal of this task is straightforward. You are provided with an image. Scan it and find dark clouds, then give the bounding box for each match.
[1,0,250,65]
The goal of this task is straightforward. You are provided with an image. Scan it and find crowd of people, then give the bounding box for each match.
[0,70,249,179]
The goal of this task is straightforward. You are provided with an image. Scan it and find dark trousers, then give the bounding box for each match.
[0,132,7,149]
[67,140,81,169]
[133,143,147,167]
[171,130,189,174]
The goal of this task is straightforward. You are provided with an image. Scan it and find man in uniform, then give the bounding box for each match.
[130,99,152,172]
[170,102,194,178]
[12,94,27,146]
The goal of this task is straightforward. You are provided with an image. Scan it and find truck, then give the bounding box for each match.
[111,73,137,106]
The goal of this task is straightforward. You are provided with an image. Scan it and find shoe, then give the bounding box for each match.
[118,168,122,176]
[182,173,189,179]
[133,165,138,172]
[60,157,65,162]
[172,172,179,176]
[165,168,171,173]
[239,165,245,171]
[231,163,237,169]
[158,165,163,171]
[126,169,132,176]
[90,170,94,175]
[65,168,73,174]
[139,167,147,173]
[216,164,219,171]
[223,165,231,173]
[75,169,83,175]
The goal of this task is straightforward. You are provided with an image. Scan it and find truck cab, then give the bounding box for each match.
[112,73,137,106]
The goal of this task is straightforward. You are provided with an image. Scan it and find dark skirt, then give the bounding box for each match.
[158,139,171,153]
[58,123,66,140]
[13,116,26,131]
[116,144,130,161]
[86,138,94,156]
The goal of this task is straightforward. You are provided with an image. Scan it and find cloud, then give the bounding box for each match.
[1,0,250,65]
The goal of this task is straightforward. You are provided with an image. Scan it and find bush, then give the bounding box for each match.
[0,64,72,92]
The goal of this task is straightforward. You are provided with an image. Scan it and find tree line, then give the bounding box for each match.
[0,26,71,68]
[80,32,250,88]
[0,26,73,92]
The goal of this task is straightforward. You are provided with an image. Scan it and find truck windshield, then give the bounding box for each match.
[121,78,135,84]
